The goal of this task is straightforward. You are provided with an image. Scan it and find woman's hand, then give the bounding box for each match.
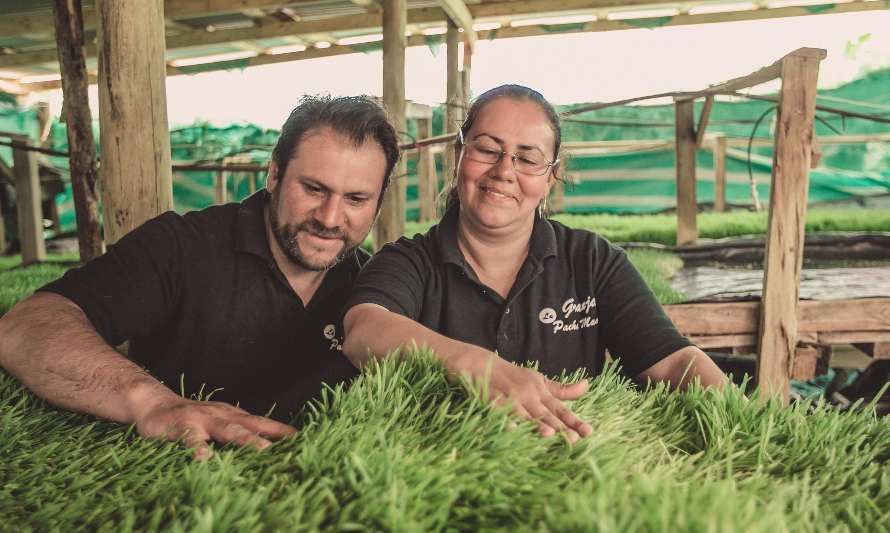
[445,350,593,443]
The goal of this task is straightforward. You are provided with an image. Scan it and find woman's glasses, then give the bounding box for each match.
[459,130,558,177]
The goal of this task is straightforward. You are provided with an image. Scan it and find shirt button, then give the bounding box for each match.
[505,307,510,315]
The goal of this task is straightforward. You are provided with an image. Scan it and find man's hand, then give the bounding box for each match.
[133,396,297,460]
[446,351,593,443]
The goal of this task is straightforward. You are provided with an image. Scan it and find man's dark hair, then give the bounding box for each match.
[444,84,562,212]
[272,95,400,205]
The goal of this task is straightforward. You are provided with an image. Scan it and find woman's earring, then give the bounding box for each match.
[538,200,545,218]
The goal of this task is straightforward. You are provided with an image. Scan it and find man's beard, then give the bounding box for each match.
[269,195,358,272]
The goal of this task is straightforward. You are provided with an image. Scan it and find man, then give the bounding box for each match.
[0,95,399,459]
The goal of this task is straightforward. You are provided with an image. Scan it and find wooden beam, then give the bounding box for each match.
[756,49,825,404]
[665,299,890,337]
[97,0,174,245]
[12,138,46,265]
[53,0,103,262]
[674,99,697,246]
[373,0,407,249]
[712,134,726,213]
[461,38,473,107]
[444,19,461,185]
[3,0,886,58]
[416,118,437,222]
[695,96,713,148]
[12,5,879,85]
[215,157,229,204]
[437,0,476,50]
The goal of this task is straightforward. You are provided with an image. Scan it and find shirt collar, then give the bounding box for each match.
[233,189,367,275]
[234,190,273,260]
[436,203,559,267]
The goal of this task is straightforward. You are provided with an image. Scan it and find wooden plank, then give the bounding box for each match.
[665,299,890,337]
[215,157,229,204]
[688,334,757,350]
[373,0,407,249]
[53,0,103,262]
[799,298,890,333]
[674,99,697,246]
[6,0,885,41]
[756,50,824,404]
[462,39,473,109]
[438,0,476,50]
[416,118,437,222]
[5,3,882,75]
[12,139,46,265]
[97,0,174,245]
[712,134,726,213]
[695,96,713,148]
[665,301,759,336]
[248,173,257,194]
[444,19,461,185]
[821,331,890,345]
[791,345,827,381]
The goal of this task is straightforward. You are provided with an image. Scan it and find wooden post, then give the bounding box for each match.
[416,118,437,222]
[756,49,826,403]
[12,139,46,265]
[53,0,103,261]
[444,19,461,181]
[96,0,173,245]
[713,134,727,213]
[461,41,472,114]
[373,0,406,248]
[248,173,257,194]
[215,157,229,204]
[675,99,698,246]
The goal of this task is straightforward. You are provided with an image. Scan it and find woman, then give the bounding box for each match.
[343,85,726,442]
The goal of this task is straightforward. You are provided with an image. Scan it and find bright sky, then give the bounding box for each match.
[32,10,890,129]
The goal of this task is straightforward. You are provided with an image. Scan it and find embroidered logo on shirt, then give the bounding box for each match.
[538,308,557,324]
[539,296,599,334]
[323,323,343,351]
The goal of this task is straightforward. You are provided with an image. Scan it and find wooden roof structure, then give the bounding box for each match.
[0,0,886,94]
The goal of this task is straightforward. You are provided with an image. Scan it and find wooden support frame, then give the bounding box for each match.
[11,137,46,265]
[416,117,438,222]
[437,0,476,50]
[96,0,174,245]
[695,96,713,148]
[53,0,103,261]
[215,157,230,204]
[444,19,462,184]
[373,0,407,249]
[712,134,726,213]
[674,99,697,246]
[756,49,825,404]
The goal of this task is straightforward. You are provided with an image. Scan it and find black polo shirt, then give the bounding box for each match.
[40,191,364,422]
[347,205,692,378]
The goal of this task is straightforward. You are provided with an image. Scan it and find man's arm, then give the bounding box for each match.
[343,303,593,443]
[637,345,727,389]
[0,292,295,459]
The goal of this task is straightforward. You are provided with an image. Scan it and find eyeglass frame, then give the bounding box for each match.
[457,129,560,177]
